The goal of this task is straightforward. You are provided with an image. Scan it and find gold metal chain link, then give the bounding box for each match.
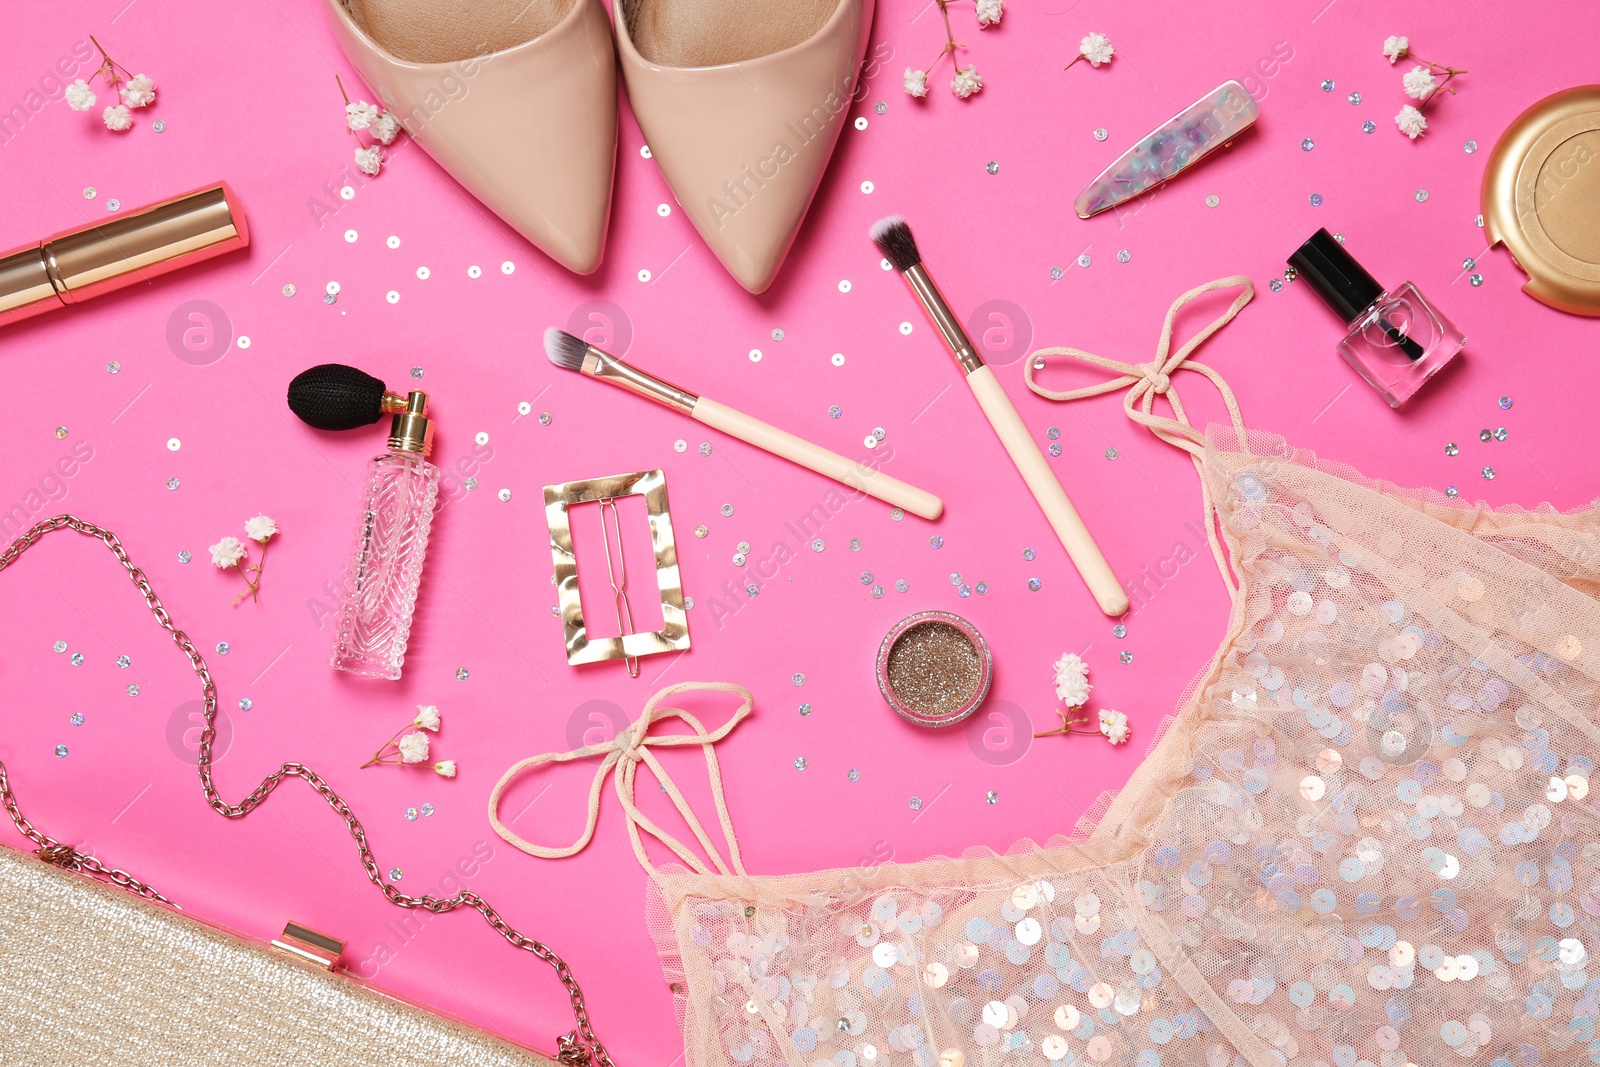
[0,514,613,1067]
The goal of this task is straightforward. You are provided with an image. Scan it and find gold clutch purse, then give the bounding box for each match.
[0,846,558,1066]
[0,517,614,1067]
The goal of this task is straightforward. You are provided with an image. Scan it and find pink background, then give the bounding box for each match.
[2,0,1597,1061]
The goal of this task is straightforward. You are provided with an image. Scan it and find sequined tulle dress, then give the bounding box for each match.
[491,279,1600,1067]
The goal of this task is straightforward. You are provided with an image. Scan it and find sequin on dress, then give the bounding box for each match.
[491,279,1600,1067]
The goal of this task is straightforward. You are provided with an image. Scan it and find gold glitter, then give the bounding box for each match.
[886,621,982,716]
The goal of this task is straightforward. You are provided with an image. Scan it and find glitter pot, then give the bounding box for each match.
[875,611,992,728]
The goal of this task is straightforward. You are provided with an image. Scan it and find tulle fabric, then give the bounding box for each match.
[493,278,1600,1067]
[635,426,1600,1067]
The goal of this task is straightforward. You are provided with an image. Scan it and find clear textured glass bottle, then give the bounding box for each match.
[331,391,439,679]
[1290,229,1466,408]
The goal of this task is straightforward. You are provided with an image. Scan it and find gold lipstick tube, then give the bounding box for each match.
[0,182,248,327]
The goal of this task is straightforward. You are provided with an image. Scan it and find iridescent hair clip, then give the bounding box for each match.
[1074,79,1259,219]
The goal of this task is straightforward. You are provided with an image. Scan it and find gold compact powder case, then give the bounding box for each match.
[1481,85,1600,316]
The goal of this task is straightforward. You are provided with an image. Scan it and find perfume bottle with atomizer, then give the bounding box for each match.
[287,364,440,680]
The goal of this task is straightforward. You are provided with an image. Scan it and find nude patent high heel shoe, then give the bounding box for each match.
[325,0,617,275]
[615,0,874,294]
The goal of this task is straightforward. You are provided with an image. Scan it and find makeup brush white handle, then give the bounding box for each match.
[692,397,944,520]
[965,367,1128,616]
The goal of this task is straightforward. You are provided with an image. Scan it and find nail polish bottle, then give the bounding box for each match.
[1289,229,1465,408]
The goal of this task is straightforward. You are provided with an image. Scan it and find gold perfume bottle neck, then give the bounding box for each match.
[387,391,434,456]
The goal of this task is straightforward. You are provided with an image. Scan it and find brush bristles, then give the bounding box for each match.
[543,327,593,372]
[869,215,922,273]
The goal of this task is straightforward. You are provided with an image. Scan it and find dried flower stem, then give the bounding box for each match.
[1410,57,1468,111]
[1033,710,1101,738]
[361,725,414,768]
[229,540,269,605]
[336,75,364,145]
[88,35,134,92]
[922,0,967,75]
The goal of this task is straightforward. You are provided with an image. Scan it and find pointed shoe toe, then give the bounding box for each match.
[616,0,874,293]
[326,0,617,275]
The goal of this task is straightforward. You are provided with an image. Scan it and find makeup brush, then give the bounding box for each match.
[543,330,944,520]
[870,216,1128,616]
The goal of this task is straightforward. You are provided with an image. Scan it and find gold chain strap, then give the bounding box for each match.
[0,514,613,1067]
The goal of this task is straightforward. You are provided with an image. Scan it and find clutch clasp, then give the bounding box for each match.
[271,922,346,970]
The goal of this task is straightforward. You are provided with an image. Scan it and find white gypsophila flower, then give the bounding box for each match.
[975,0,1002,28]
[951,65,984,99]
[1053,652,1092,708]
[398,731,430,764]
[121,74,155,108]
[1402,64,1437,100]
[414,705,441,731]
[434,760,457,778]
[355,145,383,176]
[102,104,133,131]
[1395,104,1428,140]
[1099,709,1130,745]
[210,536,246,569]
[243,514,277,542]
[903,68,929,98]
[369,111,399,145]
[345,100,380,130]
[1079,32,1115,67]
[65,80,96,111]
[1383,35,1410,64]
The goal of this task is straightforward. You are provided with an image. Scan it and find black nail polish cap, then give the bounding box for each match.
[1289,228,1384,323]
